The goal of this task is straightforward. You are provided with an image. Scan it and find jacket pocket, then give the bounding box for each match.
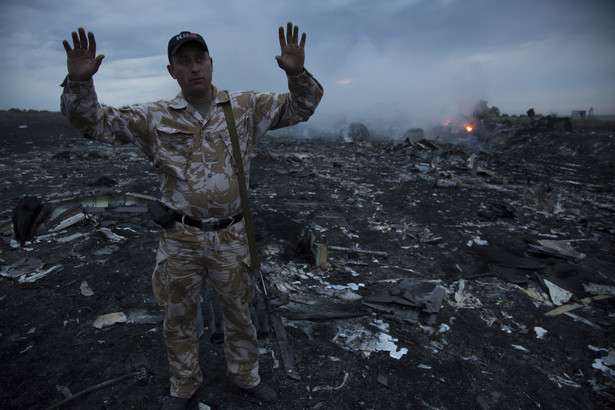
[155,124,195,178]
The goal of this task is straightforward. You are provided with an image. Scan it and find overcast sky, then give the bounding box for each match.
[1,0,613,130]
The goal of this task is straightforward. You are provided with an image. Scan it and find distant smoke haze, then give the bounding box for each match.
[0,0,613,128]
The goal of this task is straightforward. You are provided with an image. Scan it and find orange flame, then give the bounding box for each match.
[466,125,473,132]
[336,79,353,85]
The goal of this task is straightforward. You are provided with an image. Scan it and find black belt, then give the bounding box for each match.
[172,211,243,231]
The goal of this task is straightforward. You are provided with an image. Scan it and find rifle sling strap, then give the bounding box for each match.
[221,94,260,271]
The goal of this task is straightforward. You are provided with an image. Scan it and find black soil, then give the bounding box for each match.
[1,112,614,409]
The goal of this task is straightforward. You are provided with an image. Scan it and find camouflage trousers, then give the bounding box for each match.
[151,219,260,398]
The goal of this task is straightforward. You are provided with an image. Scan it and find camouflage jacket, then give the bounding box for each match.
[61,71,323,220]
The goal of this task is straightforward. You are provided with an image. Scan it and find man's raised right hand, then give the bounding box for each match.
[62,27,105,82]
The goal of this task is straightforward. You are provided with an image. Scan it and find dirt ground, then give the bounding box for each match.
[1,112,614,409]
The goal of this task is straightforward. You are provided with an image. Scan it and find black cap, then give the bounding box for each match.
[168,31,208,63]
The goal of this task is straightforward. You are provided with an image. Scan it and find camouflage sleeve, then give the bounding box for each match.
[60,78,156,159]
[250,69,324,141]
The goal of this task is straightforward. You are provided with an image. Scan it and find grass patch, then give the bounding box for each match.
[0,109,69,126]
[571,118,615,131]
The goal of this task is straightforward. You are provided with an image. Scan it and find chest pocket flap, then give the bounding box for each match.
[155,123,197,178]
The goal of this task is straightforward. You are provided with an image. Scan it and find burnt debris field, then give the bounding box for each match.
[1,110,614,409]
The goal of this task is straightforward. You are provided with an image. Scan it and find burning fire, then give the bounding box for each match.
[442,118,477,133]
[336,79,353,85]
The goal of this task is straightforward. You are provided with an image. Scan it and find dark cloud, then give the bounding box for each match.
[0,0,613,126]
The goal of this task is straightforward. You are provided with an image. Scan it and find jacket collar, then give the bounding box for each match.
[169,85,227,110]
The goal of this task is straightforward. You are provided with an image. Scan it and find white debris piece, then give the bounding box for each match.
[438,324,451,333]
[338,289,362,302]
[80,281,94,296]
[333,322,408,359]
[467,236,489,247]
[583,283,615,296]
[592,350,615,377]
[534,327,548,339]
[549,374,582,388]
[452,279,482,308]
[57,232,86,243]
[19,265,63,283]
[543,279,573,306]
[93,312,127,329]
[51,212,86,232]
[537,239,586,259]
[99,227,126,243]
[377,333,408,359]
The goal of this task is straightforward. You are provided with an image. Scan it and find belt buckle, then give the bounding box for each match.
[198,215,234,231]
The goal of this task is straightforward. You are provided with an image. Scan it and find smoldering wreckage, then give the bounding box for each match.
[0,110,614,410]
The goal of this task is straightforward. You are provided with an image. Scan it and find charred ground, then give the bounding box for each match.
[1,111,614,409]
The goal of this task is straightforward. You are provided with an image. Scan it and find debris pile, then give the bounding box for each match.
[1,112,614,409]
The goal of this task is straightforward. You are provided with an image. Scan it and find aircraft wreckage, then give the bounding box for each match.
[0,113,614,409]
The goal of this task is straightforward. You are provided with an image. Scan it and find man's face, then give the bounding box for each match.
[167,42,213,102]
